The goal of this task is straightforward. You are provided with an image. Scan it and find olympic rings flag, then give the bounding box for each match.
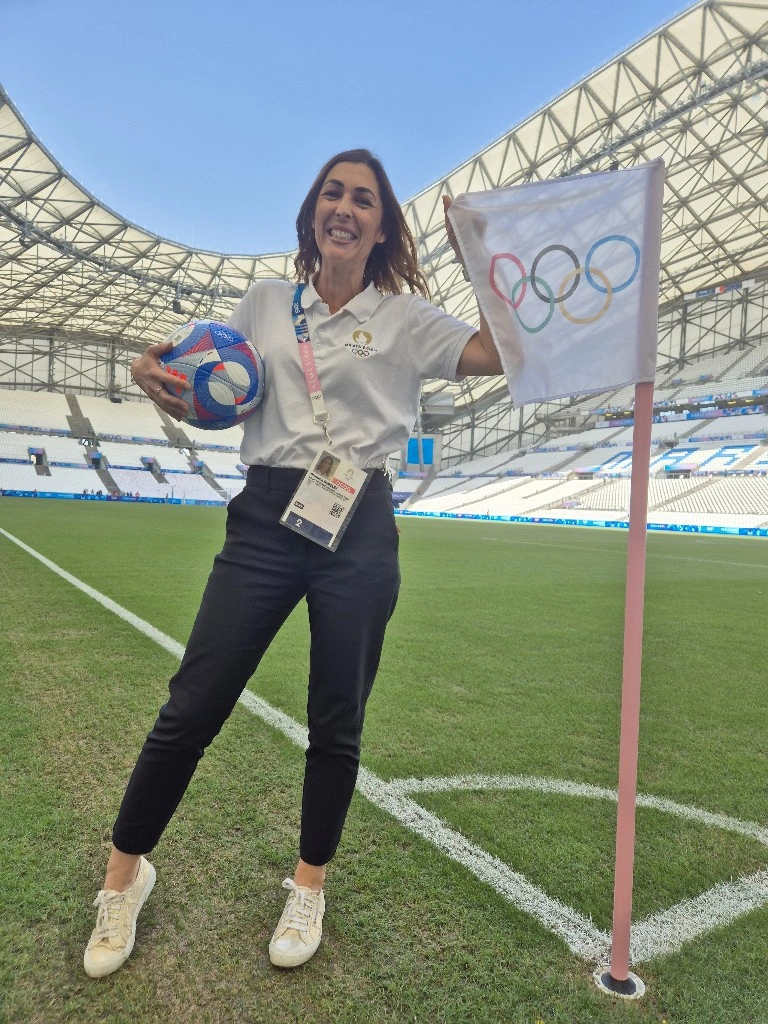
[448,159,665,408]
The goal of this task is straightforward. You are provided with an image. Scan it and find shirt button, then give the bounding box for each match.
[313,343,323,352]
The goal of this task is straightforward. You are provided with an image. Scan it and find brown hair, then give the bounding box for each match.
[294,148,429,300]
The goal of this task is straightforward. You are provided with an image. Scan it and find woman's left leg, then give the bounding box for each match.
[301,480,400,867]
[268,479,399,969]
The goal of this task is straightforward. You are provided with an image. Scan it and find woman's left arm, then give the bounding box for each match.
[457,311,503,376]
[443,196,503,377]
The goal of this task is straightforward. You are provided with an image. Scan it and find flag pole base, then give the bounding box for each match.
[593,967,645,1000]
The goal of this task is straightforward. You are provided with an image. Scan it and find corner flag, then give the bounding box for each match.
[447,160,665,407]
[450,161,667,997]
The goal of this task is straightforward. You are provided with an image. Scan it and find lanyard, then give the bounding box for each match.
[292,283,333,447]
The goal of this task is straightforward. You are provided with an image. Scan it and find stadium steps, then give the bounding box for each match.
[716,345,764,379]
[64,394,95,439]
[156,409,195,448]
[735,444,768,469]
[419,467,516,504]
[33,463,51,477]
[201,473,228,500]
[402,464,438,508]
[537,479,609,510]
[677,420,710,439]
[95,465,120,493]
[547,424,626,445]
[437,475,535,512]
[537,449,597,473]
[450,475,568,513]
[649,477,715,511]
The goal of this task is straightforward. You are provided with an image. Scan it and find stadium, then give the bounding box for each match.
[2,1,768,1022]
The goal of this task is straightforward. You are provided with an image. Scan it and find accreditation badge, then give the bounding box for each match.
[279,448,372,551]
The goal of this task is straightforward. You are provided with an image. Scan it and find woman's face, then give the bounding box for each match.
[313,162,386,280]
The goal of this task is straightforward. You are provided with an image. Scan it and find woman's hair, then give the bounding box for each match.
[294,148,429,300]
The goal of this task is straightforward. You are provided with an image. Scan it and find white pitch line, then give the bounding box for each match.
[392,774,768,847]
[0,527,186,659]
[354,767,608,962]
[392,772,768,962]
[629,870,768,963]
[1,527,606,962]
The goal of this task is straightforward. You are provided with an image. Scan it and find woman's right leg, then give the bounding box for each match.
[85,472,310,979]
[111,473,308,857]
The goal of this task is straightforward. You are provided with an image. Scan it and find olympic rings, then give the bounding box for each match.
[559,266,612,325]
[584,235,640,294]
[490,252,527,309]
[530,245,580,304]
[487,234,641,334]
[511,276,555,334]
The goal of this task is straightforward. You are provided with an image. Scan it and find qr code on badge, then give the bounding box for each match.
[330,502,344,519]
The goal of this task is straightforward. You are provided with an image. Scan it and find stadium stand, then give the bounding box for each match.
[151,448,195,473]
[76,395,169,441]
[0,390,245,503]
[197,450,245,477]
[214,476,246,500]
[0,389,71,432]
[26,466,105,494]
[97,441,155,468]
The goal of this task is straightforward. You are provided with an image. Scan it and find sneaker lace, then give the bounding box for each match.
[92,890,127,942]
[279,878,320,936]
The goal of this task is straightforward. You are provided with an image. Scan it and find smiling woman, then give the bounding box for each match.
[87,146,503,982]
[295,148,429,306]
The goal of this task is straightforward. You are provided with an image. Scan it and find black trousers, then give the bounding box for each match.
[112,465,400,866]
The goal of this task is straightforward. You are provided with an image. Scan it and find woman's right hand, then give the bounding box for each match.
[131,340,190,421]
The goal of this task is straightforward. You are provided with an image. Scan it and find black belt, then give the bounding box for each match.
[246,465,389,491]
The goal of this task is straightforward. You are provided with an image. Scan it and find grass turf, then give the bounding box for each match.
[1,497,767,1023]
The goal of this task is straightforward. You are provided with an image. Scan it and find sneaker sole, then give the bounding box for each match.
[84,861,156,979]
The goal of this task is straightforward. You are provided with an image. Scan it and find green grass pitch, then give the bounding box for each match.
[1,496,767,1023]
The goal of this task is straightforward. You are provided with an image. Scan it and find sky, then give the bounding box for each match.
[2,0,692,255]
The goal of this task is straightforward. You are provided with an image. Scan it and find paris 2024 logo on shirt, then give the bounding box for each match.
[345,329,378,359]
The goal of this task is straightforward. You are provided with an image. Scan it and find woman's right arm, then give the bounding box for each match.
[130,339,190,420]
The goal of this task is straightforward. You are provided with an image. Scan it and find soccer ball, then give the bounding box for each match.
[159,320,265,430]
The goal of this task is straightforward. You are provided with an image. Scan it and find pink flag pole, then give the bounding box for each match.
[594,378,655,1000]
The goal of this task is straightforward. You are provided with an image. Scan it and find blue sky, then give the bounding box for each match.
[3,0,691,255]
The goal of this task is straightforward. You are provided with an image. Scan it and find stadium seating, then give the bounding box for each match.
[29,466,105,494]
[0,462,50,490]
[214,476,246,499]
[77,395,168,440]
[197,451,245,477]
[689,412,768,439]
[1,367,766,526]
[0,389,71,432]
[97,441,153,468]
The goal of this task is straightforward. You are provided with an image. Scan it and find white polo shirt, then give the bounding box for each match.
[228,278,476,470]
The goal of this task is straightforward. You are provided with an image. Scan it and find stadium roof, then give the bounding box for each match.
[1,0,766,413]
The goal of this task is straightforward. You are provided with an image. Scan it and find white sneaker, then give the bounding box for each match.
[83,856,156,978]
[269,877,325,968]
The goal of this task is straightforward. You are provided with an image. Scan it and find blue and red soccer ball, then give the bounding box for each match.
[160,320,264,430]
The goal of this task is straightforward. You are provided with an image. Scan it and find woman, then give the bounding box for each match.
[83,149,502,979]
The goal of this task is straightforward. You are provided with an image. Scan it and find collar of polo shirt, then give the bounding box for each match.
[302,278,384,323]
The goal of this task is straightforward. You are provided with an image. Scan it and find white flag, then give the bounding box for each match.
[448,160,665,408]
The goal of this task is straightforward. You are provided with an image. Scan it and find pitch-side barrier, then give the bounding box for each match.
[394,508,768,538]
